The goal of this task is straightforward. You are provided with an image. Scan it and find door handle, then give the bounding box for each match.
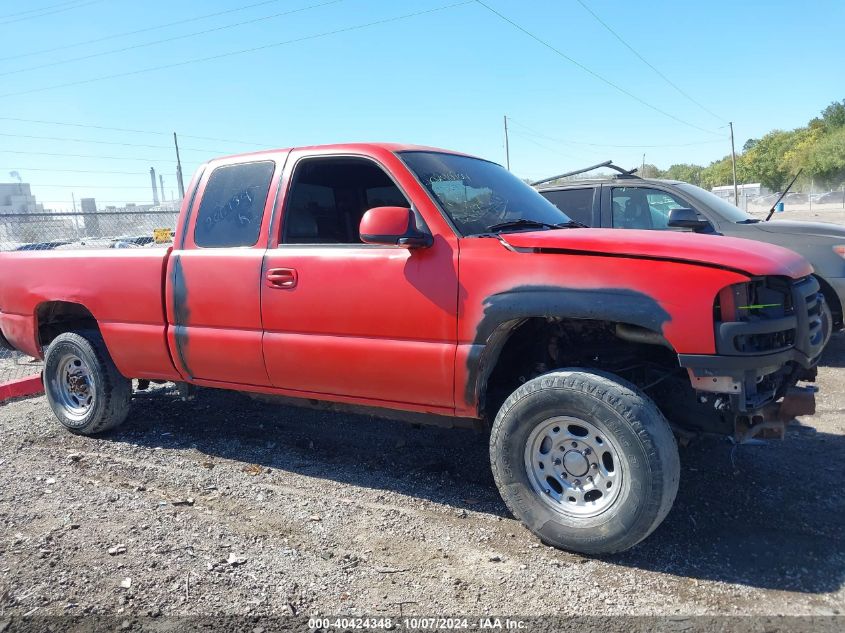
[266,267,298,289]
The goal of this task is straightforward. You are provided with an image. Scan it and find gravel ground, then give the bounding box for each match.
[747,202,845,223]
[0,351,42,385]
[0,338,843,620]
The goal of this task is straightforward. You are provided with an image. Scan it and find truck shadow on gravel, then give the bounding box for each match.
[819,331,845,367]
[112,386,845,595]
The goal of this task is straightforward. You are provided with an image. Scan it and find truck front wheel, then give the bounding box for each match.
[43,330,132,435]
[490,369,679,555]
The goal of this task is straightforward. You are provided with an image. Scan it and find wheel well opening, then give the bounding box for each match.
[815,275,843,329]
[481,317,681,421]
[36,302,98,349]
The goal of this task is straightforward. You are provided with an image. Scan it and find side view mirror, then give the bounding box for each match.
[667,207,710,231]
[359,206,433,248]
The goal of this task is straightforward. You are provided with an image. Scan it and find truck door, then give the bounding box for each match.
[165,156,285,386]
[260,150,459,411]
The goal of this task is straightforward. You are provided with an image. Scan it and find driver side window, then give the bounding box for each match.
[282,157,410,245]
[611,187,689,230]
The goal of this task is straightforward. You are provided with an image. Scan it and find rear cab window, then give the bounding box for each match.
[539,188,596,226]
[193,161,276,248]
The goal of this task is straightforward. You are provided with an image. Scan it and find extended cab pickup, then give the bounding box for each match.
[0,143,826,554]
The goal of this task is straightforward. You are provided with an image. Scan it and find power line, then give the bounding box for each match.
[508,118,727,149]
[0,1,473,99]
[0,0,107,26]
[0,149,181,162]
[0,0,345,79]
[23,184,157,189]
[0,0,86,20]
[37,200,175,204]
[573,0,724,122]
[0,166,149,175]
[0,115,270,148]
[510,133,584,162]
[473,0,720,136]
[0,131,223,154]
[0,0,289,63]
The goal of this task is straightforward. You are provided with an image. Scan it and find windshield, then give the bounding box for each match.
[399,151,572,235]
[676,183,757,223]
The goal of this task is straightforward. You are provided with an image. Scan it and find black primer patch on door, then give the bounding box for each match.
[170,254,193,378]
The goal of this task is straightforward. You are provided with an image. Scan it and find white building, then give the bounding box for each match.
[712,183,770,199]
[0,182,43,214]
[0,182,74,248]
[711,183,771,209]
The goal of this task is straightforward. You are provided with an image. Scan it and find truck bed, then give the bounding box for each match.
[0,248,179,380]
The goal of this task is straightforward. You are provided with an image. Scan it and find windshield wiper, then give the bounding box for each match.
[737,218,761,224]
[487,218,585,232]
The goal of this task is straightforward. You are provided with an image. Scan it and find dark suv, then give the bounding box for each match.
[536,164,845,331]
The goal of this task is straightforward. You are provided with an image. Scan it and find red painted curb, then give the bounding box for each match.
[0,374,44,402]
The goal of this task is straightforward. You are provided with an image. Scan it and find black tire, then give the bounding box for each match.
[490,369,679,555]
[43,330,132,435]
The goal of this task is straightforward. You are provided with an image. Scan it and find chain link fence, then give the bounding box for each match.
[0,209,179,252]
[0,210,179,389]
[716,188,845,215]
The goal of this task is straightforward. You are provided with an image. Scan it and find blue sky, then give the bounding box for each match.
[1,0,844,209]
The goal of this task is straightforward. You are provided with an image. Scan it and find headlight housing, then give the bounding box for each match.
[714,277,795,354]
[715,277,792,322]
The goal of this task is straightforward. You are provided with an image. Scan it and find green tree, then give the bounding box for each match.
[804,127,845,187]
[636,99,845,193]
[821,99,845,130]
[742,130,798,191]
[639,163,661,178]
[742,138,759,152]
[700,156,734,189]
[662,163,703,185]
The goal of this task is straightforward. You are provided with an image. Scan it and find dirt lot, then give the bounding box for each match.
[0,336,843,620]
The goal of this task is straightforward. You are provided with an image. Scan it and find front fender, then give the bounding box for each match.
[463,285,674,409]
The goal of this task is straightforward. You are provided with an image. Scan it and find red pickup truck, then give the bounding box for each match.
[0,143,826,554]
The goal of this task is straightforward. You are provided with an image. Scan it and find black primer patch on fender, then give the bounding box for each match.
[170,254,193,378]
[465,285,673,407]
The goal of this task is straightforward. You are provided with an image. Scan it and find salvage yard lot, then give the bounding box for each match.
[0,338,844,617]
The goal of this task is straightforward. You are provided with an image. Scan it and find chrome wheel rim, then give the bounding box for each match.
[50,353,96,423]
[523,416,623,518]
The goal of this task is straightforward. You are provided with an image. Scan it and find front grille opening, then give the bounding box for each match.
[806,293,821,318]
[733,329,795,353]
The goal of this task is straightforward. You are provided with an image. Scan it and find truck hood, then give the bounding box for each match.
[500,228,813,278]
[753,219,845,239]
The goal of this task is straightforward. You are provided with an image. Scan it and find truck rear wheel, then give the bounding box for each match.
[43,330,132,435]
[490,369,679,555]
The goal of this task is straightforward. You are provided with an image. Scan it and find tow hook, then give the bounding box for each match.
[735,386,817,442]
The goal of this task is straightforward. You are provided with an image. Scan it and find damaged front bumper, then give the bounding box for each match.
[676,276,826,440]
[733,385,818,441]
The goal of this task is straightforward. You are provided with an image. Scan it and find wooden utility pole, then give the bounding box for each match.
[729,122,739,205]
[503,115,510,170]
[174,132,186,200]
